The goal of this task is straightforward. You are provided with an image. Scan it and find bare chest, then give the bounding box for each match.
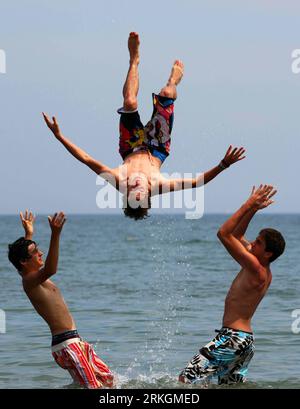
[117,157,161,192]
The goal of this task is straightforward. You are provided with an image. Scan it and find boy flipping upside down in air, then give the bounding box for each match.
[43,32,245,220]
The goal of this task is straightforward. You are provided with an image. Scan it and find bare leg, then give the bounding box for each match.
[159,60,184,100]
[122,32,140,111]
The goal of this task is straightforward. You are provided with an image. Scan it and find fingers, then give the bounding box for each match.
[56,212,65,224]
[49,212,66,227]
[258,184,270,195]
[20,209,35,221]
[255,184,277,200]
[255,184,263,194]
[224,146,246,164]
[268,189,277,199]
[230,147,237,157]
[42,112,58,129]
[225,145,232,156]
[42,112,51,126]
[262,185,274,195]
[233,147,245,158]
[51,212,58,223]
[58,212,66,226]
[236,147,246,157]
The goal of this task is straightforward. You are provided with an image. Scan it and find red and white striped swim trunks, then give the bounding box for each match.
[52,337,114,389]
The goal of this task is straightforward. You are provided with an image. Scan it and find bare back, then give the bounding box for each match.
[223,267,272,332]
[23,279,76,336]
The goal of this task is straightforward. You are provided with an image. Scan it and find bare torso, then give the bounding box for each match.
[112,151,163,194]
[23,279,76,336]
[222,267,272,332]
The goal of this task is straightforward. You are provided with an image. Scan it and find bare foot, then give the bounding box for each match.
[128,32,140,64]
[168,60,184,86]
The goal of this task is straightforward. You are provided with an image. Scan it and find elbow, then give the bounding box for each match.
[217,228,230,242]
[217,229,224,239]
[197,175,205,187]
[83,154,91,164]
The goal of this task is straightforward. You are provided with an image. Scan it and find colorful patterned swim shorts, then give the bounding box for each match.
[118,93,174,163]
[51,331,114,389]
[179,327,255,385]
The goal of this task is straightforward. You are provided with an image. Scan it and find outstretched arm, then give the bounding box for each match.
[42,113,112,176]
[217,185,277,273]
[160,146,245,193]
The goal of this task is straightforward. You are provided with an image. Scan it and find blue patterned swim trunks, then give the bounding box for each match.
[179,327,255,385]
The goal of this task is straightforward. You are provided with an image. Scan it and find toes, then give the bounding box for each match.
[174,59,184,68]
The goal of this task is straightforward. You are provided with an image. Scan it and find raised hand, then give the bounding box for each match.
[247,185,277,210]
[48,212,66,234]
[20,210,35,239]
[42,112,61,137]
[221,145,246,168]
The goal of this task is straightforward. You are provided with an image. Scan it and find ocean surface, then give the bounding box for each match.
[0,214,299,389]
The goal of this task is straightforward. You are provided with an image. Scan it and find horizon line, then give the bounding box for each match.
[0,212,299,216]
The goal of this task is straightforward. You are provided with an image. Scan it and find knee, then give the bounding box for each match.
[178,374,186,384]
[159,87,177,99]
[123,97,138,112]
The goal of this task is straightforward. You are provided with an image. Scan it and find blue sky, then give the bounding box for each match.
[0,0,299,214]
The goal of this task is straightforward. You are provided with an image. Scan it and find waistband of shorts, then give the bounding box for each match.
[51,329,80,347]
[216,326,253,335]
[51,337,82,353]
[152,93,175,107]
[117,107,138,114]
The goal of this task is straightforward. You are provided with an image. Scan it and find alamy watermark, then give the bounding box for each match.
[0,309,6,333]
[96,171,205,219]
[291,309,300,334]
[291,49,300,74]
[0,49,6,74]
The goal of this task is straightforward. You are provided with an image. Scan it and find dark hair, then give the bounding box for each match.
[123,195,151,220]
[8,237,36,271]
[260,228,285,263]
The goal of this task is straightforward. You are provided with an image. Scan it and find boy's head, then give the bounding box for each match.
[251,228,285,264]
[259,228,286,263]
[8,237,44,274]
[123,195,151,220]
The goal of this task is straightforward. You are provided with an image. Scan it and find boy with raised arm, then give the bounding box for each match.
[8,210,114,389]
[43,32,245,220]
[179,185,285,385]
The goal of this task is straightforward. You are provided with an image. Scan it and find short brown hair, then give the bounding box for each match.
[8,237,36,271]
[260,228,285,263]
[123,196,151,220]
